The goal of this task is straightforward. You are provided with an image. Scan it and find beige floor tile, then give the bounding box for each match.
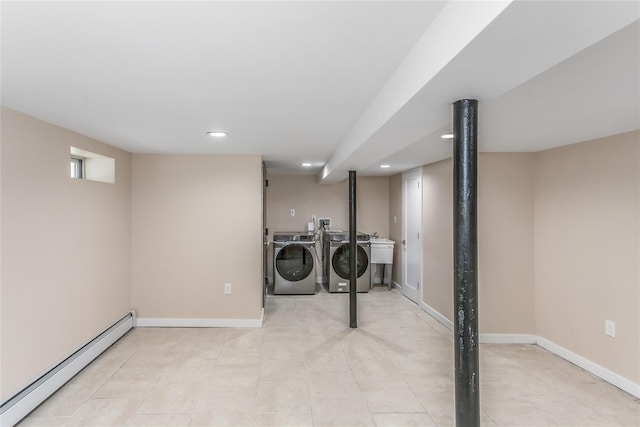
[256,380,311,414]
[311,396,375,427]
[301,330,351,354]
[174,339,224,361]
[218,347,262,360]
[372,412,437,427]
[357,376,425,413]
[418,397,455,425]
[357,375,407,392]
[222,329,263,348]
[15,416,70,427]
[305,349,351,373]
[260,358,308,381]
[161,355,216,382]
[206,375,258,397]
[484,399,557,426]
[136,380,205,414]
[252,412,314,427]
[532,393,637,426]
[296,311,346,330]
[362,384,425,414]
[610,413,640,427]
[207,363,260,396]
[71,358,122,387]
[350,358,401,381]
[192,393,256,426]
[92,378,158,399]
[576,382,640,415]
[307,371,361,398]
[27,378,100,417]
[294,298,325,313]
[109,365,165,382]
[125,414,192,427]
[63,397,141,427]
[262,312,299,327]
[214,353,262,369]
[261,340,305,360]
[122,349,176,370]
[262,326,300,340]
[15,289,640,427]
[425,408,454,427]
[210,363,260,379]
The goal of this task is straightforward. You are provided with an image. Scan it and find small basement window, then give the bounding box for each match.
[70,147,115,183]
[70,156,84,179]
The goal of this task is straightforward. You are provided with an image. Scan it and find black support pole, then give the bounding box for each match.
[453,99,479,427]
[349,170,357,328]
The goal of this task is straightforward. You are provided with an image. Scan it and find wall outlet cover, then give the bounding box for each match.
[605,319,616,337]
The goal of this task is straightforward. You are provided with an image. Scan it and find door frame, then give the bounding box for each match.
[262,162,268,309]
[402,167,423,304]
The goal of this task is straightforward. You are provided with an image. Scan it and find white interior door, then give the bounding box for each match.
[402,169,422,304]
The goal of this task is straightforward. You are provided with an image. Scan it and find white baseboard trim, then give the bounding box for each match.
[480,334,537,344]
[0,311,135,427]
[137,310,264,328]
[417,304,639,397]
[419,301,453,331]
[391,280,401,290]
[537,336,640,399]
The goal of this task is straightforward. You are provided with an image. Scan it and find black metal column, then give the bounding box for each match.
[349,170,357,328]
[453,99,479,427]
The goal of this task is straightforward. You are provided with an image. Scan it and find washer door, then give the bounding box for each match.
[275,244,314,282]
[332,244,368,280]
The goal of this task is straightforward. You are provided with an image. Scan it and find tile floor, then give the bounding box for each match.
[19,287,640,426]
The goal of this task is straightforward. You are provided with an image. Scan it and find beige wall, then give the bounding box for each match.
[1,108,132,400]
[478,153,535,334]
[421,159,455,321]
[267,174,389,236]
[411,133,639,382]
[418,153,536,333]
[534,131,640,383]
[131,154,263,320]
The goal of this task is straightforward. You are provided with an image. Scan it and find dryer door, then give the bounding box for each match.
[332,244,368,280]
[275,244,314,282]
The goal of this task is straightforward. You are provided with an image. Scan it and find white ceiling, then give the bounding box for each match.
[2,1,639,182]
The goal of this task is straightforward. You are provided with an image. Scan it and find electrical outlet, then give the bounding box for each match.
[224,283,232,295]
[605,319,616,337]
[312,214,317,223]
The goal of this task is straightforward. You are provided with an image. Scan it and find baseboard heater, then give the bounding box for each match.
[0,311,136,427]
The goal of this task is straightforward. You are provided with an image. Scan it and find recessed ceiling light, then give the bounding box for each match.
[301,163,312,167]
[380,164,391,169]
[441,133,454,139]
[207,131,228,137]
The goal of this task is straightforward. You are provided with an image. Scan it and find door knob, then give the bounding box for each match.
[401,240,406,245]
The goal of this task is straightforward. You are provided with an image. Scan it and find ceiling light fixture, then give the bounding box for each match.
[380,164,391,169]
[207,131,228,137]
[441,133,454,139]
[301,163,312,167]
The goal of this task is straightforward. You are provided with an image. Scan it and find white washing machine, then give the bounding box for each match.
[273,232,317,295]
[325,232,370,293]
